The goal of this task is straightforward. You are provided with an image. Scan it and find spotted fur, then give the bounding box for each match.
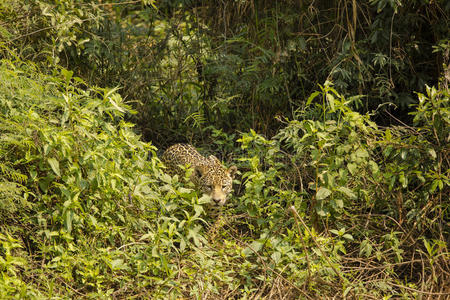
[162,144,237,206]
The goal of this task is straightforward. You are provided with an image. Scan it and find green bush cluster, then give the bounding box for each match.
[1,55,447,298]
[232,82,449,297]
[0,58,176,297]
[0,0,449,298]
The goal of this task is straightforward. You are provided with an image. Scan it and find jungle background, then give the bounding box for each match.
[0,0,449,298]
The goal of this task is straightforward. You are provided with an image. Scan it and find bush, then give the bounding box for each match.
[0,55,205,297]
[233,81,449,297]
[0,51,448,298]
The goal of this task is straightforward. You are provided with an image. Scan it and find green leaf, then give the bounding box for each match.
[343,234,354,240]
[316,208,327,216]
[423,239,432,256]
[250,240,264,252]
[375,251,382,261]
[48,158,61,177]
[111,259,126,270]
[385,128,391,141]
[271,251,281,264]
[330,229,339,236]
[369,160,379,175]
[89,215,98,227]
[65,210,73,233]
[399,173,407,188]
[337,186,357,199]
[326,93,335,112]
[38,177,51,193]
[179,238,186,252]
[334,198,344,208]
[389,176,396,191]
[243,240,264,256]
[355,147,369,158]
[198,194,211,204]
[347,163,357,175]
[428,148,437,159]
[430,180,439,193]
[360,239,372,257]
[401,150,407,160]
[316,187,332,200]
[193,204,204,217]
[343,286,352,297]
[383,145,393,158]
[61,68,73,83]
[306,91,320,106]
[109,95,125,113]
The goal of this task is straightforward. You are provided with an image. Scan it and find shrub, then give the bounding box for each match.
[0,49,448,298]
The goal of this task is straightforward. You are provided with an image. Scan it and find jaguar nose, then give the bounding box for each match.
[212,196,225,205]
[210,186,226,205]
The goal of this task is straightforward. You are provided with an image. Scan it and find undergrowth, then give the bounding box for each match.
[0,54,449,298]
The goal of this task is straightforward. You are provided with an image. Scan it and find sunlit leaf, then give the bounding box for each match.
[316,187,332,200]
[337,186,357,199]
[48,158,61,177]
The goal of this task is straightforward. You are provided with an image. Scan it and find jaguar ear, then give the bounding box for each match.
[194,165,204,178]
[228,165,238,179]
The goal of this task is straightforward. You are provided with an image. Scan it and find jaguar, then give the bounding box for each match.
[162,144,237,206]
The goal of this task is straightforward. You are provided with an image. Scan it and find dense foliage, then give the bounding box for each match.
[0,0,449,298]
[2,0,449,143]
